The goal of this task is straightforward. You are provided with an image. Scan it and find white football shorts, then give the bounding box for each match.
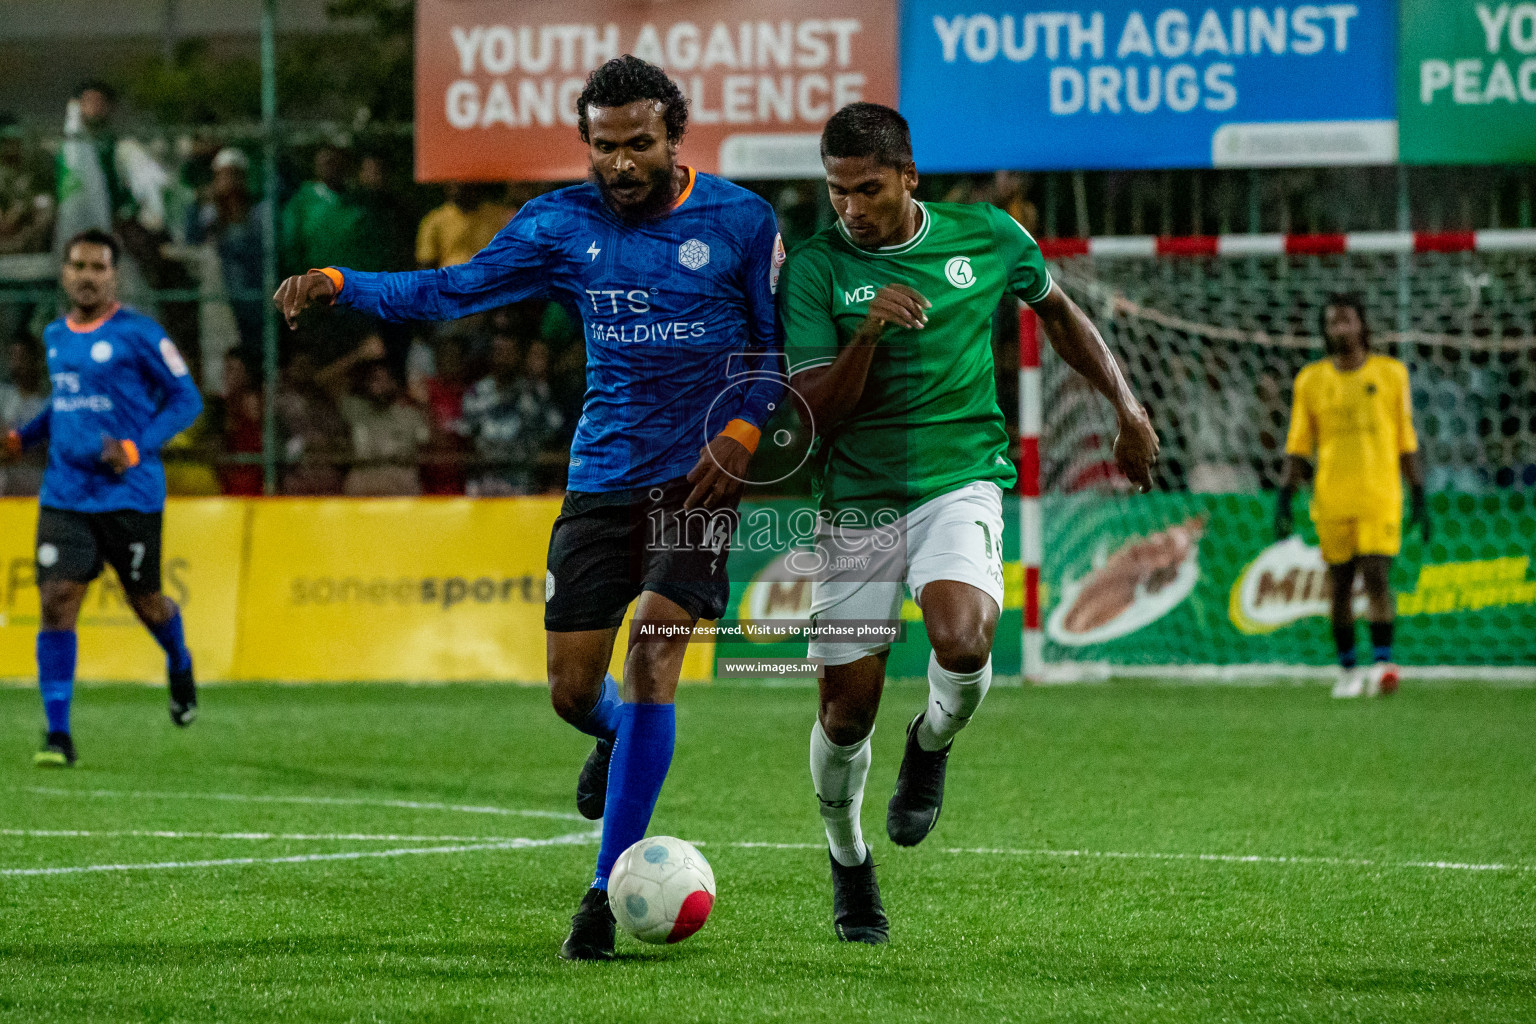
[806,480,1005,667]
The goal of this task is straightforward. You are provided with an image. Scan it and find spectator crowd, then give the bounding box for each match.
[24,82,1519,499]
[0,81,584,497]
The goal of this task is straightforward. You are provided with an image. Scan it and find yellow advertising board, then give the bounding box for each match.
[0,497,715,685]
[0,499,246,683]
[234,498,563,682]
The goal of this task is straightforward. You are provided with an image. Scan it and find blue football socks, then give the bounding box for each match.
[1333,619,1357,668]
[1369,620,1394,664]
[146,605,193,675]
[37,630,77,735]
[592,702,676,890]
[571,673,623,741]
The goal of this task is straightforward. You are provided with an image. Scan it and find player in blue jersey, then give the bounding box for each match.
[2,230,204,766]
[275,56,785,960]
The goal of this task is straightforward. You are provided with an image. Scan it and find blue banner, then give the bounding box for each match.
[900,2,1398,170]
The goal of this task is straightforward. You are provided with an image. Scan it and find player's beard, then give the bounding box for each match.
[1323,332,1352,356]
[591,162,676,221]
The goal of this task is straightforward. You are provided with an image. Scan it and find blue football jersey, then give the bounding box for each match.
[330,169,786,492]
[16,305,203,513]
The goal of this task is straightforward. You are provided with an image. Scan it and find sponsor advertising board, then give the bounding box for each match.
[900,1,1398,170]
[0,500,245,682]
[3,492,1529,682]
[1399,0,1536,163]
[415,0,897,181]
[0,498,712,684]
[1043,491,1536,667]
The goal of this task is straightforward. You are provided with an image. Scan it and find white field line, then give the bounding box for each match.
[1,828,526,843]
[16,786,585,822]
[10,787,1530,878]
[0,829,601,878]
[718,841,1535,874]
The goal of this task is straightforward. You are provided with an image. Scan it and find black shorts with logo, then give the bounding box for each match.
[35,506,164,596]
[544,477,739,632]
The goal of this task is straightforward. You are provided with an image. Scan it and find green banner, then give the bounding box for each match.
[1399,0,1536,164]
[717,491,1536,675]
[1042,490,1536,667]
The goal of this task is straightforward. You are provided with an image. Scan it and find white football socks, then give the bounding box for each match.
[916,651,992,752]
[809,719,873,868]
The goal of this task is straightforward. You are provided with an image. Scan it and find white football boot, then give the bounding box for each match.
[1331,666,1366,698]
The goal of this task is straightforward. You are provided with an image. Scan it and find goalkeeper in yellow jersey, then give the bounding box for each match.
[1276,293,1429,698]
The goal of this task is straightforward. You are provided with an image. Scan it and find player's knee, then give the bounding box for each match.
[927,621,992,674]
[39,586,82,630]
[128,591,170,625]
[623,640,683,702]
[819,704,875,747]
[547,668,604,725]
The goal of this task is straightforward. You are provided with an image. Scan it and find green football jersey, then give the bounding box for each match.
[778,201,1051,516]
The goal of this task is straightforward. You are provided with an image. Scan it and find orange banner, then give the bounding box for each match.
[414,0,898,182]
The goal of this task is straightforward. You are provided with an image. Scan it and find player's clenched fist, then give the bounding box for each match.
[861,284,930,333]
[273,271,338,329]
[1113,403,1159,493]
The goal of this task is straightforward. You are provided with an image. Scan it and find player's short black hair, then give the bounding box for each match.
[820,103,913,170]
[64,228,120,267]
[1321,291,1371,348]
[576,56,688,144]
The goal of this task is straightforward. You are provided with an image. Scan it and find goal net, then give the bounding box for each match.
[1027,235,1536,680]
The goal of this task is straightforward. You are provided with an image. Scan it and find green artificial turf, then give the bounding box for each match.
[0,681,1532,1023]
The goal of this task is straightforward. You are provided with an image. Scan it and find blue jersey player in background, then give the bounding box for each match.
[275,57,785,960]
[2,230,204,766]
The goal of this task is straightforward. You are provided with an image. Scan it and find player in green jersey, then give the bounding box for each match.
[778,103,1159,944]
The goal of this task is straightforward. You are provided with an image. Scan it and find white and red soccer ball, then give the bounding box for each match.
[608,836,715,945]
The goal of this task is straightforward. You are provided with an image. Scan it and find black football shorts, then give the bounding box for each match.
[544,477,739,632]
[35,506,164,596]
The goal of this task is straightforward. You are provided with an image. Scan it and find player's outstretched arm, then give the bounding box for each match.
[1030,284,1158,492]
[275,206,554,328]
[790,284,929,430]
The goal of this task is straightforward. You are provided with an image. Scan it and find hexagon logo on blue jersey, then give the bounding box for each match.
[679,239,710,271]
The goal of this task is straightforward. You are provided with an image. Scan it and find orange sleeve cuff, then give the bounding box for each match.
[312,267,345,302]
[719,418,761,455]
[121,439,140,468]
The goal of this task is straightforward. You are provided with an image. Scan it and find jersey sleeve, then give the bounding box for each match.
[334,200,555,322]
[132,323,204,453]
[1394,361,1419,454]
[779,246,839,376]
[14,404,49,448]
[729,203,787,431]
[1284,368,1316,457]
[988,205,1053,306]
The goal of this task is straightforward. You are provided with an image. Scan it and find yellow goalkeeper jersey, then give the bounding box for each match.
[1284,354,1418,520]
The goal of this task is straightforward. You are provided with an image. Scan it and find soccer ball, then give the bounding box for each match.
[608,836,716,945]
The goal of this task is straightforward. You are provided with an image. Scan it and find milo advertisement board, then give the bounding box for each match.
[718,490,1536,677]
[1041,490,1536,668]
